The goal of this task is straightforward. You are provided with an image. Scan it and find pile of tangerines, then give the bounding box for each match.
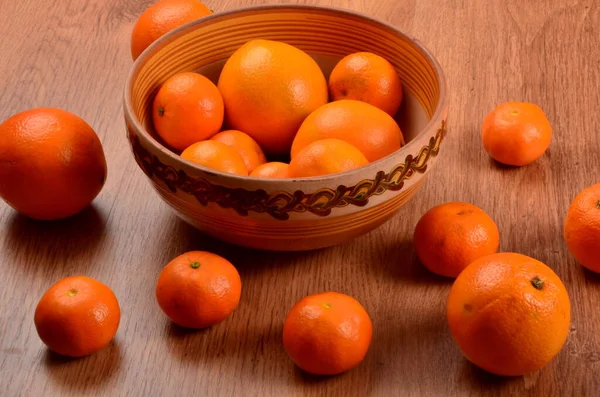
[1,0,600,379]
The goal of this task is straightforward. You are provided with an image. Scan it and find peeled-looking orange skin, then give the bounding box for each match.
[564,183,600,273]
[481,102,552,166]
[34,276,121,357]
[291,100,404,162]
[288,138,369,178]
[217,39,328,155]
[155,251,242,329]
[329,52,403,117]
[0,108,107,220]
[153,72,224,151]
[249,162,290,178]
[210,130,266,173]
[283,292,373,375]
[130,0,212,60]
[413,202,500,278]
[447,252,571,377]
[180,140,248,176]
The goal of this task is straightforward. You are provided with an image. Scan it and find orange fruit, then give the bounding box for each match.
[447,252,571,376]
[249,162,290,178]
[0,108,107,221]
[34,276,120,357]
[289,139,369,178]
[210,130,266,173]
[329,52,403,116]
[180,140,248,175]
[153,72,224,151]
[413,202,500,278]
[218,39,328,155]
[564,183,600,273]
[482,102,552,166]
[283,292,373,375]
[156,251,242,328]
[291,100,404,162]
[131,0,212,60]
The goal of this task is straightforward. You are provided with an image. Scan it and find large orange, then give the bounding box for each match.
[413,202,500,278]
[0,108,107,220]
[34,276,121,357]
[329,52,403,116]
[291,100,404,162]
[218,39,328,155]
[447,252,571,376]
[288,139,369,178]
[482,102,552,166]
[156,251,242,328]
[153,72,224,151]
[180,140,248,175]
[131,0,212,60]
[210,130,266,173]
[283,292,373,375]
[564,183,600,273]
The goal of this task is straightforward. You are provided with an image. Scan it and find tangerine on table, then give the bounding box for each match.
[291,100,404,162]
[249,162,290,178]
[564,183,600,273]
[210,130,266,173]
[447,252,571,377]
[288,138,369,178]
[131,0,212,60]
[218,39,328,155]
[156,251,242,328]
[283,292,373,375]
[329,52,403,116]
[481,102,552,166]
[180,140,248,175]
[413,202,500,278]
[34,276,121,357]
[0,108,107,221]
[153,72,224,151]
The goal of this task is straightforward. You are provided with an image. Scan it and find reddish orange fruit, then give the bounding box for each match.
[34,276,120,357]
[218,39,328,155]
[291,100,404,162]
[447,252,571,376]
[283,292,373,375]
[329,52,403,116]
[0,108,107,220]
[249,162,290,178]
[413,202,500,278]
[210,130,266,173]
[288,139,369,178]
[180,140,248,175]
[131,0,212,60]
[564,183,600,273]
[482,102,552,166]
[156,251,242,328]
[153,72,224,150]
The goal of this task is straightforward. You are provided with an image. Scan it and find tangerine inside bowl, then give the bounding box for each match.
[124,5,448,252]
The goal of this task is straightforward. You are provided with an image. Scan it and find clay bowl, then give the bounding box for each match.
[124,5,448,252]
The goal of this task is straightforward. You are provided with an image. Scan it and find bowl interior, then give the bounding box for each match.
[127,5,444,180]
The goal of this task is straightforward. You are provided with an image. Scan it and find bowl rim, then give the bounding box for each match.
[124,4,448,184]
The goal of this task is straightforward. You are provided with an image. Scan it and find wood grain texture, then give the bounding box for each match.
[0,0,599,396]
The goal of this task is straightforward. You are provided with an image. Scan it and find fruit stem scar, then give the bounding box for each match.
[190,261,201,269]
[66,288,78,297]
[531,276,544,290]
[511,110,519,116]
[157,107,165,117]
[323,303,332,309]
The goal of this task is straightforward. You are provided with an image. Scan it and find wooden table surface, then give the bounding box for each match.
[1,0,599,396]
